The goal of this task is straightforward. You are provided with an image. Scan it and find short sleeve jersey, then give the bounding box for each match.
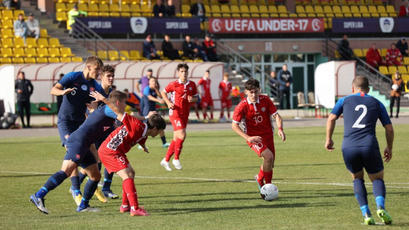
[198,78,212,98]
[219,80,232,99]
[233,95,277,136]
[58,71,103,122]
[66,105,117,148]
[331,92,391,148]
[164,80,197,116]
[102,113,148,155]
[143,86,158,112]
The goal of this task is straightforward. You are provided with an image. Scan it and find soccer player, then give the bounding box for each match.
[30,91,128,214]
[141,77,170,148]
[218,72,232,122]
[95,92,166,216]
[325,76,394,225]
[50,56,104,205]
[160,63,198,171]
[197,70,214,121]
[232,78,286,193]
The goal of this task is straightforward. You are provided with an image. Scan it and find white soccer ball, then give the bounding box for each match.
[392,84,398,90]
[260,183,279,201]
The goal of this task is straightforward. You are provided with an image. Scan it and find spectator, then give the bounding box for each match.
[135,69,153,115]
[277,64,293,109]
[386,43,403,66]
[390,71,404,118]
[190,0,206,22]
[26,13,40,39]
[15,71,33,128]
[202,34,218,61]
[56,73,64,113]
[269,70,279,99]
[67,4,87,36]
[193,37,208,61]
[396,37,408,57]
[123,88,140,113]
[365,43,384,70]
[337,34,353,60]
[161,34,180,60]
[182,35,197,59]
[14,13,28,40]
[153,0,166,17]
[399,0,409,17]
[3,0,20,9]
[143,34,160,60]
[164,0,175,17]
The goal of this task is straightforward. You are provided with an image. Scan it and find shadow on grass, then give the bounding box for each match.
[278,162,343,167]
[0,174,52,178]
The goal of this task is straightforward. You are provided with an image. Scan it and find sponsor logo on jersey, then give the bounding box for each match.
[81,84,88,91]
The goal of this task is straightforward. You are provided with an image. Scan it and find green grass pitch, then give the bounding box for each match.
[0,125,408,230]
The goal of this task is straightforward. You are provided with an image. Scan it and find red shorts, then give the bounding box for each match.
[98,151,129,174]
[221,98,232,109]
[169,113,188,131]
[200,96,214,108]
[247,134,275,158]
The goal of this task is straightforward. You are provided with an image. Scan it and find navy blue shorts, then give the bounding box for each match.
[342,146,384,174]
[64,143,96,169]
[57,119,83,146]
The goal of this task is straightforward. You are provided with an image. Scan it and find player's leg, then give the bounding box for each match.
[209,101,214,120]
[117,165,149,216]
[159,129,170,148]
[260,148,274,185]
[220,102,225,120]
[161,115,182,171]
[172,127,186,170]
[389,96,395,118]
[17,101,25,127]
[396,96,400,118]
[102,168,118,199]
[201,100,208,120]
[24,100,31,127]
[30,160,77,214]
[88,149,107,203]
[77,152,101,212]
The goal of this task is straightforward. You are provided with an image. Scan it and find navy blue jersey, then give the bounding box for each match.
[331,92,391,148]
[58,71,103,122]
[141,86,157,116]
[66,105,117,149]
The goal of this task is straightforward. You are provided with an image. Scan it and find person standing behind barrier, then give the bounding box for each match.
[390,71,404,118]
[67,4,87,36]
[15,71,33,128]
[269,71,279,99]
[277,64,292,109]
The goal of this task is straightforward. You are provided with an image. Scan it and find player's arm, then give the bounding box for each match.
[325,113,338,151]
[50,82,74,96]
[144,87,164,104]
[89,91,125,121]
[161,90,174,109]
[383,124,394,162]
[231,121,262,144]
[135,80,142,97]
[272,113,286,142]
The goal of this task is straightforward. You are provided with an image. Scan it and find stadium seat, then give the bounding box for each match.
[55,2,67,12]
[37,38,49,48]
[37,48,49,58]
[13,10,25,19]
[129,50,141,60]
[296,5,305,13]
[12,57,24,64]
[0,57,12,63]
[359,5,368,13]
[60,47,74,57]
[1,29,14,38]
[2,10,13,20]
[2,19,13,29]
[49,38,61,48]
[119,50,129,60]
[1,38,13,48]
[314,5,324,14]
[26,38,37,48]
[14,47,25,58]
[380,48,387,57]
[56,11,68,22]
[379,66,388,75]
[388,66,397,75]
[398,65,407,74]
[250,5,260,17]
[404,57,409,65]
[108,50,120,61]
[332,5,341,14]
[40,29,49,38]
[48,57,61,63]
[97,50,108,60]
[24,57,36,63]
[49,48,61,57]
[353,49,363,57]
[72,56,83,62]
[259,5,269,17]
[305,5,314,13]
[60,56,71,62]
[14,37,25,48]
[402,74,409,84]
[25,48,37,58]
[78,3,88,11]
[1,48,12,58]
[277,5,287,13]
[36,57,48,63]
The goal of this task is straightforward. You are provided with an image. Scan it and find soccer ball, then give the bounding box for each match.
[260,183,279,201]
[392,84,398,90]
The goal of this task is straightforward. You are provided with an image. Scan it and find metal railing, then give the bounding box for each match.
[72,19,128,61]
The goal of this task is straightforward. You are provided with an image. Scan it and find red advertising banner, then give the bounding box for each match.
[208,18,325,33]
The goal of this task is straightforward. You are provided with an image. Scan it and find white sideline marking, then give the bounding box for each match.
[2,170,409,189]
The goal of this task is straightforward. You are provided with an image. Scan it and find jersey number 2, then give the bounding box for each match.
[352,104,367,128]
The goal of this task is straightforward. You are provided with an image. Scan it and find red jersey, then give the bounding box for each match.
[232,95,277,136]
[101,113,147,155]
[164,79,197,116]
[219,80,232,99]
[198,77,212,99]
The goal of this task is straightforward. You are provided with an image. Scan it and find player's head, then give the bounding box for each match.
[84,56,103,80]
[177,63,189,82]
[204,70,210,79]
[270,71,276,78]
[146,68,153,77]
[282,64,288,71]
[146,114,166,137]
[101,65,115,87]
[391,43,396,49]
[223,72,229,81]
[109,90,128,111]
[17,71,25,80]
[148,77,157,89]
[394,71,401,79]
[352,76,369,93]
[244,78,260,103]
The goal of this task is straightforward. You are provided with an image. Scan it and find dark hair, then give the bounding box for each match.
[108,90,127,103]
[244,78,260,90]
[85,56,103,67]
[177,63,189,71]
[353,76,369,91]
[101,65,115,74]
[147,114,166,130]
[17,71,25,77]
[205,70,210,73]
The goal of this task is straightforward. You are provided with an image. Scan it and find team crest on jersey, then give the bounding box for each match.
[261,107,266,112]
[81,84,88,91]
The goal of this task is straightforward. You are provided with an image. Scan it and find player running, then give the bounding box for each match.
[50,56,104,206]
[30,91,129,214]
[93,91,166,216]
[197,70,214,121]
[232,78,286,195]
[218,72,232,122]
[325,76,394,225]
[160,63,198,171]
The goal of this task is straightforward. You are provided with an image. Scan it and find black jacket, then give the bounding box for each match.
[190,3,205,16]
[15,79,33,101]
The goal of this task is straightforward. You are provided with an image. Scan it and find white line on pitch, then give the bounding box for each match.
[2,170,409,189]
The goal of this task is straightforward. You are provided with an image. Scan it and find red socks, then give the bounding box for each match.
[165,140,176,161]
[123,178,138,209]
[264,171,273,184]
[174,138,184,160]
[258,168,273,185]
[122,182,129,206]
[257,169,264,187]
[210,113,214,120]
